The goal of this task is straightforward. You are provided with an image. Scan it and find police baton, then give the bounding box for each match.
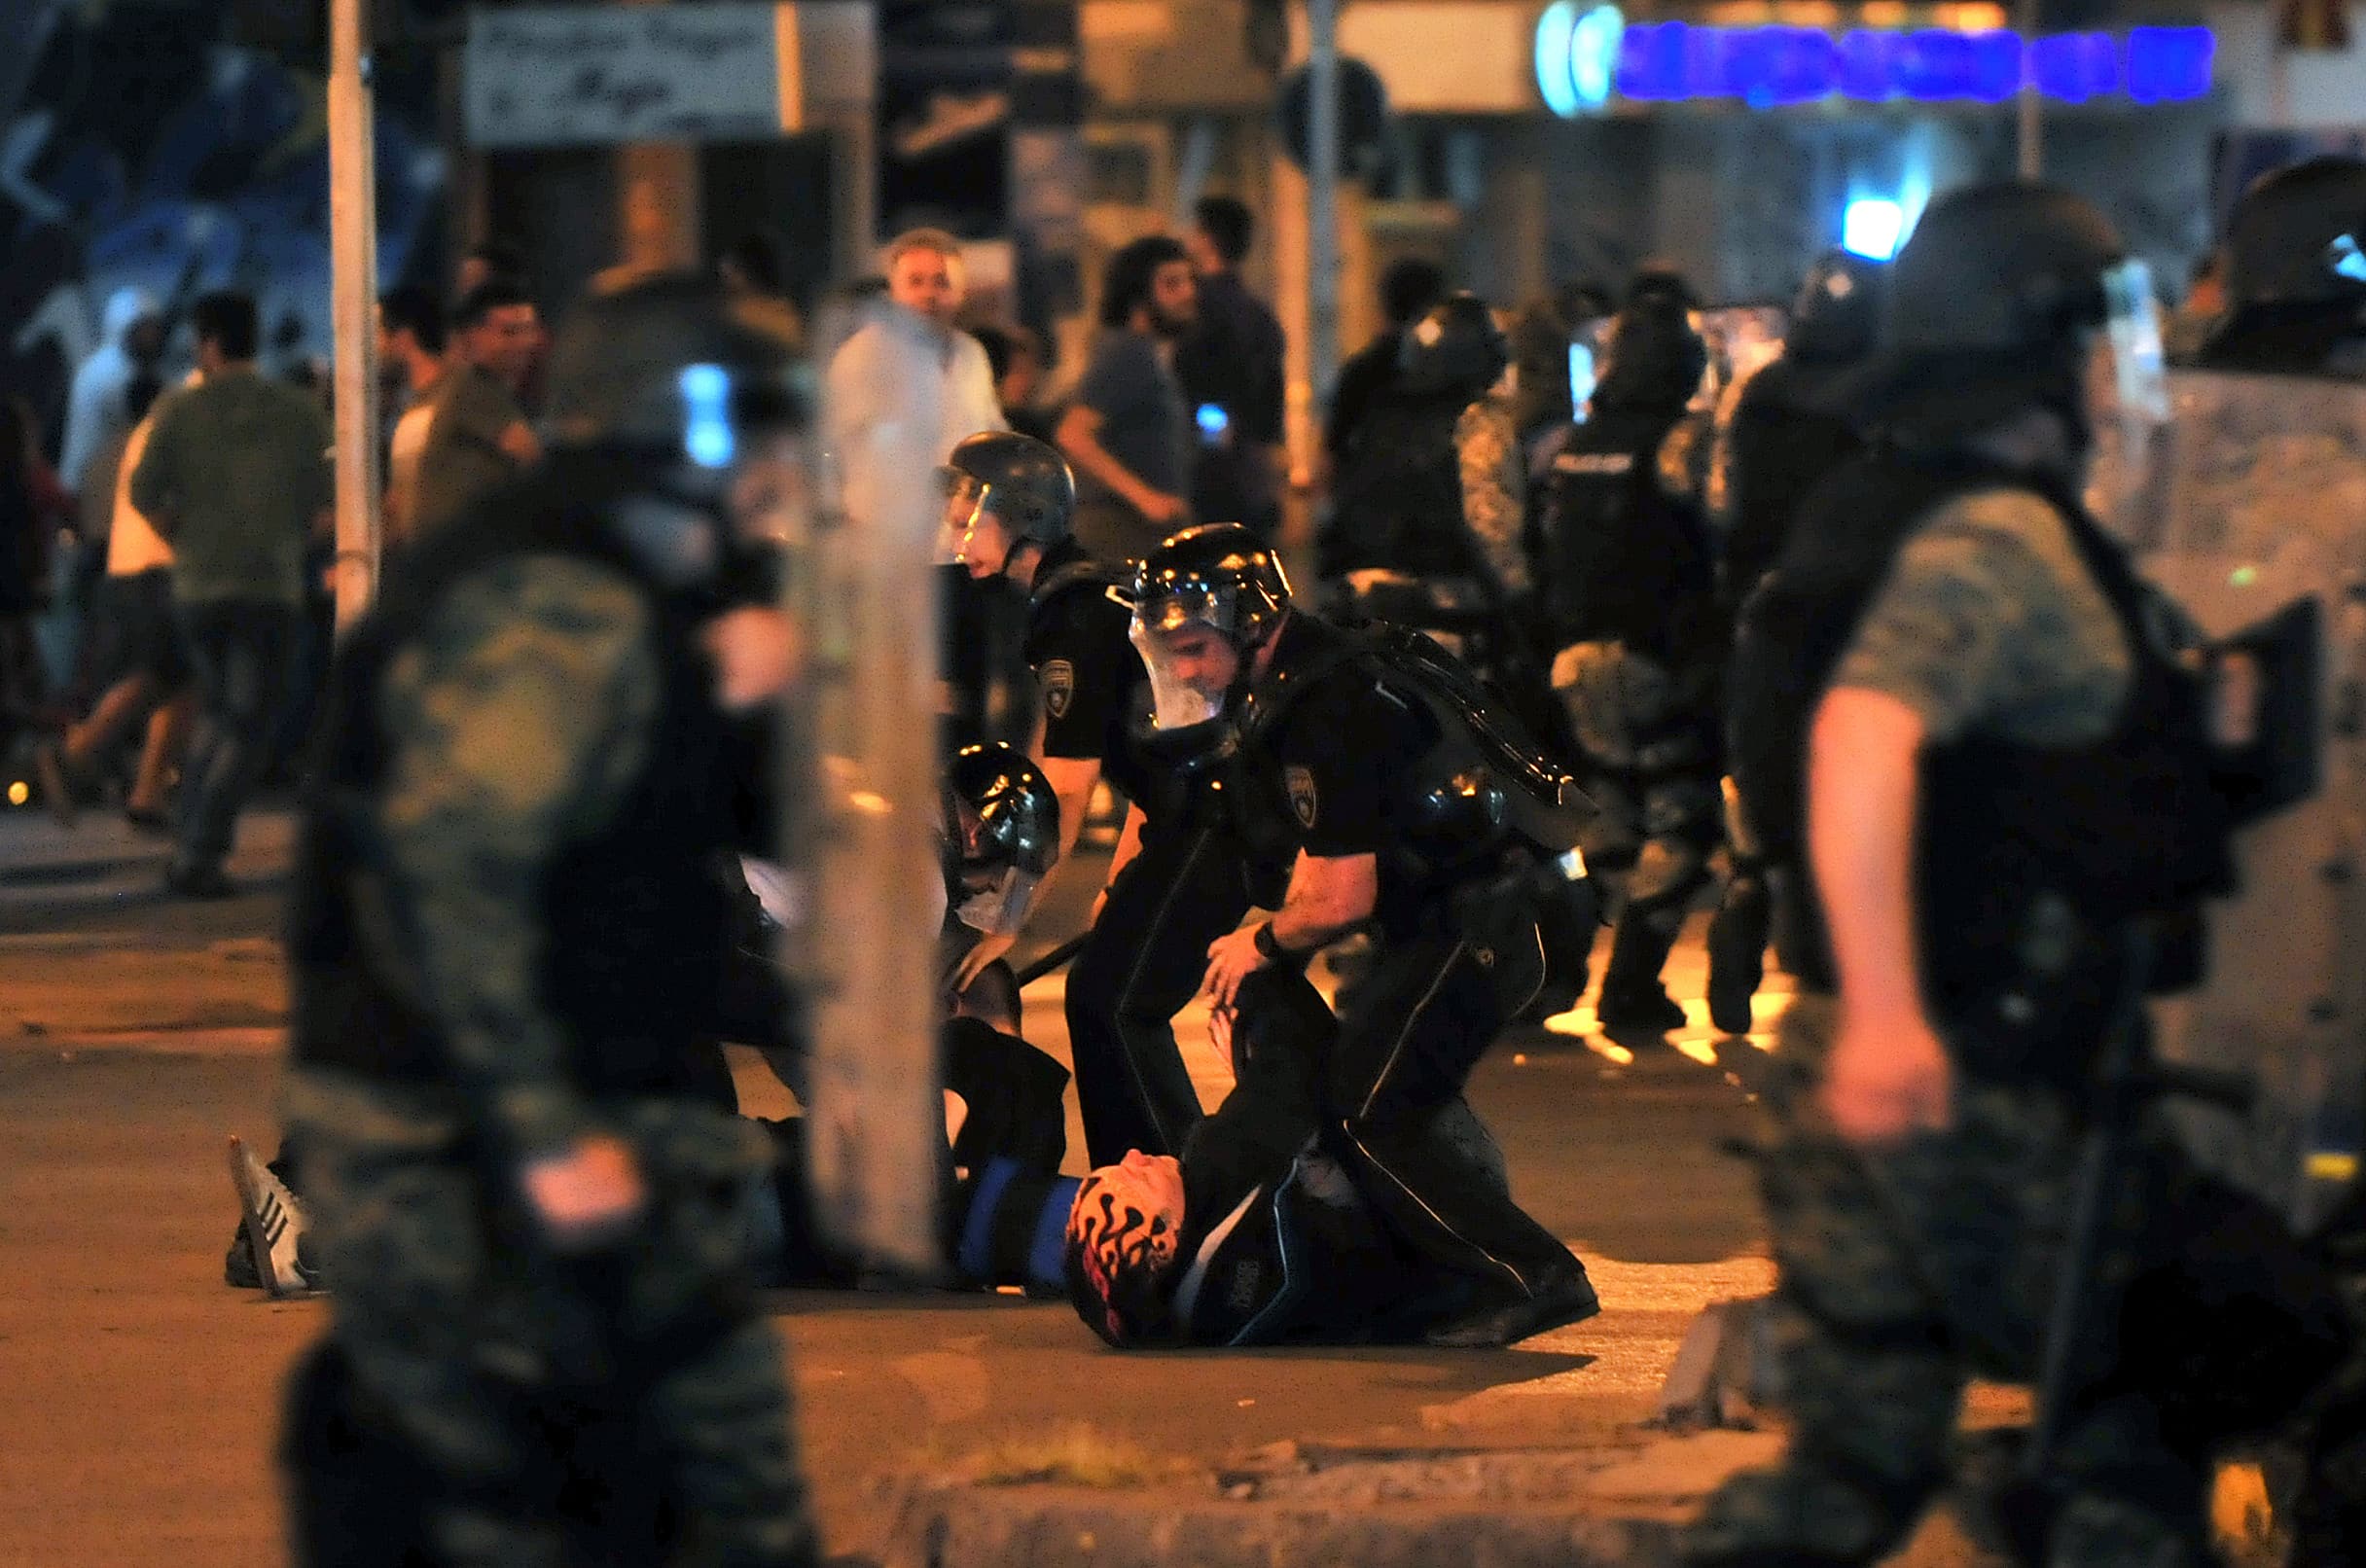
[1013,932,1091,989]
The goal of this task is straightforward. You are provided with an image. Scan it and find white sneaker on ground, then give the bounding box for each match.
[228,1135,319,1299]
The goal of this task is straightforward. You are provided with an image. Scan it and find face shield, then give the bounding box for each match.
[2083,258,2172,525]
[1126,590,1245,735]
[948,795,1045,937]
[938,468,986,565]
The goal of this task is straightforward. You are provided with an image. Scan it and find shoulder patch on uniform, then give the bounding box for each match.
[1284,765,1318,830]
[1040,659,1075,720]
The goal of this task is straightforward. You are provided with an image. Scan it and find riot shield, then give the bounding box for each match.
[1694,305,1788,527]
[2129,369,2366,1233]
[778,406,947,1279]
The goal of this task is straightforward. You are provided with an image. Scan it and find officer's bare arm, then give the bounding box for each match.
[1094,803,1148,917]
[1807,687,1928,1026]
[1056,403,1169,519]
[1038,756,1102,867]
[1269,850,1379,952]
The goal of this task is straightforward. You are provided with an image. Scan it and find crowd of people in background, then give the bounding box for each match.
[2,241,548,896]
[0,189,2226,940]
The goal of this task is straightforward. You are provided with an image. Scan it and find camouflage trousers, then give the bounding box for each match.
[1681,999,2215,1568]
[283,1067,817,1568]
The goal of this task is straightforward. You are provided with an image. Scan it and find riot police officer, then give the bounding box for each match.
[1536,293,1723,1037]
[1323,292,1511,588]
[1682,184,2282,1568]
[948,430,1273,1164]
[279,273,817,1567]
[2192,155,2366,376]
[1703,250,1883,1034]
[1130,522,1600,1348]
[1719,250,1883,610]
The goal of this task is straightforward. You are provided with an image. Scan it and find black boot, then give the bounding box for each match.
[1705,874,1770,1035]
[1424,1260,1601,1348]
[1595,911,1686,1036]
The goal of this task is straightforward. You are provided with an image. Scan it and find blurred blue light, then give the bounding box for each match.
[1551,19,2213,107]
[680,364,735,469]
[1534,2,1582,116]
[1570,6,1624,108]
[1844,198,1906,261]
[1196,403,1230,437]
[2125,26,2214,103]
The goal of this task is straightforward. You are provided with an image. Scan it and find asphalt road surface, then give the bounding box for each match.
[0,805,1775,1567]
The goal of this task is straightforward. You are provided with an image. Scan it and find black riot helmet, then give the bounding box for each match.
[1127,522,1294,651]
[545,270,808,471]
[1593,294,1708,411]
[1786,250,1885,366]
[945,430,1075,544]
[2220,156,2366,311]
[944,742,1059,936]
[1851,182,2160,450]
[1398,292,1510,400]
[947,742,1058,877]
[1884,182,2125,358]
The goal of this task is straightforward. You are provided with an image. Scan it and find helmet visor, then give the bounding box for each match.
[952,862,1042,937]
[1127,609,1237,733]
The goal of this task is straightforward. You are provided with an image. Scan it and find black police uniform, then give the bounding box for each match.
[1224,612,1593,1328]
[1538,398,1725,1027]
[1130,968,1516,1346]
[1021,536,1280,1165]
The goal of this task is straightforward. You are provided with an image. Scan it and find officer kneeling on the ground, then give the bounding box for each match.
[1094,522,1600,1349]
[745,742,1083,1293]
[1682,183,2349,1568]
[279,272,817,1568]
[951,429,1290,1168]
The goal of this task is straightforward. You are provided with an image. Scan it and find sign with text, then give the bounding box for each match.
[465,3,803,149]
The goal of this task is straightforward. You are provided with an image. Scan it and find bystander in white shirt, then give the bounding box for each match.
[824,231,1005,550]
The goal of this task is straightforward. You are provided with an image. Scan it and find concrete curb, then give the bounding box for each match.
[871,1435,1781,1568]
[1,1026,286,1056]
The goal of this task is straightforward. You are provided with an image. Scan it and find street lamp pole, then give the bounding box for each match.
[328,0,382,633]
[2014,0,2042,179]
[1308,0,1342,413]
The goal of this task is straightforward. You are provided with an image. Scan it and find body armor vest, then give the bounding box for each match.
[1540,405,1719,659]
[1731,449,2235,1020]
[289,461,740,1102]
[1325,389,1483,581]
[1229,617,1594,887]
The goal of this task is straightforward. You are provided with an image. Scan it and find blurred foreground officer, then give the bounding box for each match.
[2192,156,2366,376]
[1131,524,1600,1347]
[1683,185,2263,1568]
[949,432,1269,1164]
[280,274,817,1568]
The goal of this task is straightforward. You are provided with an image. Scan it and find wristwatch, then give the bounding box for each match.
[1253,921,1288,961]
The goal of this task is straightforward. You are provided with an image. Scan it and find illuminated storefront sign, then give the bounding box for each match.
[1534,3,2214,112]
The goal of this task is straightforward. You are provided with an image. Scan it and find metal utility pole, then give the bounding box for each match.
[2014,0,2042,179]
[329,0,382,632]
[1308,0,1342,411]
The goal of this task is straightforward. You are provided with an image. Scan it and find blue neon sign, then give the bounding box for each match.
[1535,17,2214,112]
[1536,4,1624,114]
